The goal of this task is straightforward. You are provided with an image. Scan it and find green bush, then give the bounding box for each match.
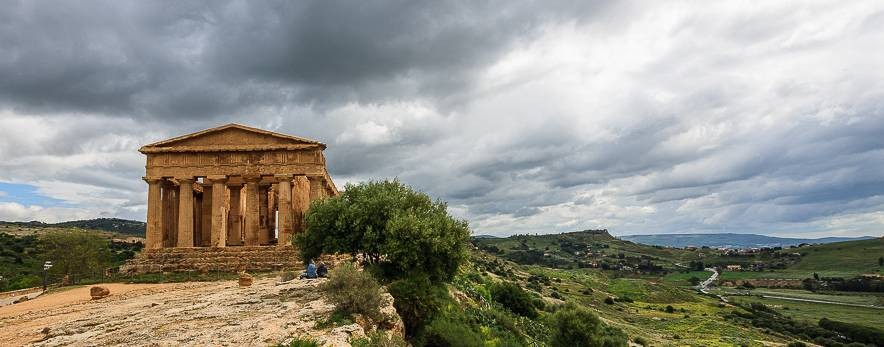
[421,317,484,347]
[388,276,449,336]
[321,263,384,322]
[296,180,470,283]
[604,297,615,305]
[819,318,884,346]
[490,281,538,319]
[633,336,649,346]
[786,342,807,347]
[549,304,627,347]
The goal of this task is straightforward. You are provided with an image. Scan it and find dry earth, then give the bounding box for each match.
[0,277,402,346]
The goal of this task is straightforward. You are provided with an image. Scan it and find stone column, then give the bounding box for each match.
[208,176,227,247]
[292,175,311,235]
[243,176,260,246]
[200,184,213,247]
[268,187,277,241]
[227,183,243,246]
[308,176,323,202]
[276,175,293,247]
[162,181,178,247]
[194,194,202,246]
[177,177,195,247]
[144,177,164,249]
[258,185,270,245]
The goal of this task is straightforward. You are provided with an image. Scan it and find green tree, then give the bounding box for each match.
[878,256,883,266]
[295,180,470,283]
[40,230,111,283]
[387,276,449,336]
[549,304,627,347]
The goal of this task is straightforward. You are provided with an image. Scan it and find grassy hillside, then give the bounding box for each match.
[783,237,883,277]
[473,230,707,272]
[467,235,884,345]
[465,249,788,346]
[0,218,145,237]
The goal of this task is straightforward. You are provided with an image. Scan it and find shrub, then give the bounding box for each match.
[421,317,484,347]
[819,318,884,346]
[296,180,471,283]
[321,263,384,322]
[786,342,807,347]
[490,281,538,319]
[604,297,615,305]
[549,304,628,347]
[665,305,675,313]
[388,276,449,336]
[633,336,649,346]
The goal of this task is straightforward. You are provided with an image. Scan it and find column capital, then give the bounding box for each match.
[243,174,262,183]
[175,177,195,184]
[274,174,294,179]
[206,175,227,183]
[143,176,164,184]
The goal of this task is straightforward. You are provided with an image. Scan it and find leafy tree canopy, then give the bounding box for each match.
[295,180,470,283]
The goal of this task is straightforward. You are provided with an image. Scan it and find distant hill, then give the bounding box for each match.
[0,218,145,236]
[620,233,876,249]
[472,229,703,271]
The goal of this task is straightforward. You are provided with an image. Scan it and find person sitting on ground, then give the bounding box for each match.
[299,259,317,279]
[317,262,328,278]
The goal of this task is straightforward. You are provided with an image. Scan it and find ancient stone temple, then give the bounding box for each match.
[122,124,339,274]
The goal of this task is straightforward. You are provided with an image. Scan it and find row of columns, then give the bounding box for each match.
[144,174,326,249]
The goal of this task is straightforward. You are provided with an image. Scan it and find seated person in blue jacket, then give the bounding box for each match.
[299,259,317,279]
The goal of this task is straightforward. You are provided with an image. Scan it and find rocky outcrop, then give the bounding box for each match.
[0,276,404,346]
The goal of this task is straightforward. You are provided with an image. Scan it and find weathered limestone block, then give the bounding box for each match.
[239,272,254,287]
[90,286,110,300]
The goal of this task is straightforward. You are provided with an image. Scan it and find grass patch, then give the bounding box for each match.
[315,309,355,329]
[729,295,884,330]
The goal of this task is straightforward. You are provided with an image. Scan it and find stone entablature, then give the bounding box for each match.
[139,124,339,251]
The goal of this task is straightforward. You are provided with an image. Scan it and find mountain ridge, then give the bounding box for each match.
[619,232,876,248]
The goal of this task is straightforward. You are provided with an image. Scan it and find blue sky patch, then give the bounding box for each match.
[0,182,67,207]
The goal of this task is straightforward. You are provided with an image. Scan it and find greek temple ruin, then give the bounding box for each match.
[122,124,338,273]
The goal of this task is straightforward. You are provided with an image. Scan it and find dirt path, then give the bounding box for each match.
[0,277,396,346]
[0,283,163,318]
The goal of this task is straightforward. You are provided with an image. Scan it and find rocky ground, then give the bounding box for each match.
[0,276,402,346]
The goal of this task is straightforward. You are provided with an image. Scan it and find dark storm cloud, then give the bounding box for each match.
[0,0,607,119]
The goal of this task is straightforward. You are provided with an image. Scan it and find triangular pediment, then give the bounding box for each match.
[140,124,324,152]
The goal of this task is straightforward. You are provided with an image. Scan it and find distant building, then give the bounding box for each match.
[725,265,742,271]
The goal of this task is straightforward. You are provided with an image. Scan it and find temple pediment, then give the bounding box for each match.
[139,124,325,153]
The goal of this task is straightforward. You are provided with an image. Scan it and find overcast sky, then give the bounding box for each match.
[1,1,883,238]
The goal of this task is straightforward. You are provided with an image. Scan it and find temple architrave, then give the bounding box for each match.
[140,123,338,250]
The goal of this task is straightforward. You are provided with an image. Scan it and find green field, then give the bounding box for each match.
[662,270,713,286]
[729,295,884,330]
